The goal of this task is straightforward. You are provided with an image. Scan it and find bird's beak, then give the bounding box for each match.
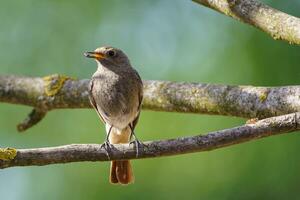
[84,51,105,60]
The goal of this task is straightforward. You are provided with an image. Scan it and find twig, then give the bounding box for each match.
[17,108,47,132]
[193,0,300,45]
[0,112,299,169]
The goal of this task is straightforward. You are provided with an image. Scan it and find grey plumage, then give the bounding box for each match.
[89,46,143,131]
[85,46,143,184]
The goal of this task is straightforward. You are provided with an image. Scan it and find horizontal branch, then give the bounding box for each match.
[0,75,299,131]
[193,0,300,45]
[0,112,299,169]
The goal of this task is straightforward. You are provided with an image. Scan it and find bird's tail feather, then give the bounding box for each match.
[108,125,134,185]
[110,160,134,184]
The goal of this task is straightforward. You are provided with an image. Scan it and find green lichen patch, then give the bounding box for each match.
[43,74,75,96]
[191,88,198,95]
[259,92,268,103]
[0,148,17,161]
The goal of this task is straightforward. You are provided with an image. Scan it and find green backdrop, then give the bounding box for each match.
[0,0,299,199]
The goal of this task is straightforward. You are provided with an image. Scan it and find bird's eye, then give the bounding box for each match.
[107,50,116,57]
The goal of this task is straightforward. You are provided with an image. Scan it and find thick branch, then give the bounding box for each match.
[0,112,299,169]
[193,0,300,45]
[0,75,300,131]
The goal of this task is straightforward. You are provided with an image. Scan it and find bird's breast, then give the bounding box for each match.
[91,70,140,129]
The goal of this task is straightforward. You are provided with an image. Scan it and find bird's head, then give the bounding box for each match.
[84,46,131,68]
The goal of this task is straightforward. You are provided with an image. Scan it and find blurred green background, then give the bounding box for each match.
[0,0,299,199]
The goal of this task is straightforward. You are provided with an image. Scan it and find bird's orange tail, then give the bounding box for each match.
[110,160,134,184]
[108,126,134,185]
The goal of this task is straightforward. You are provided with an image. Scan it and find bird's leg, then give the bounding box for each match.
[129,125,143,158]
[101,125,113,159]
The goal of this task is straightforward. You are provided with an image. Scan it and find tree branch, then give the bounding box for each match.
[0,112,299,169]
[0,75,299,131]
[193,0,300,45]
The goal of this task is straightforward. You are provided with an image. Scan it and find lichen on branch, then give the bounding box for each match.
[0,75,299,131]
[0,148,17,161]
[43,74,76,96]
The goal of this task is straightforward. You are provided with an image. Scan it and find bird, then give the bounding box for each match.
[84,46,143,185]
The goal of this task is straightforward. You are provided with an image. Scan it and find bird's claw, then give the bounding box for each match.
[129,138,143,158]
[100,140,113,160]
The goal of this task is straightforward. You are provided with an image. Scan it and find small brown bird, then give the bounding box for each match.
[84,46,143,185]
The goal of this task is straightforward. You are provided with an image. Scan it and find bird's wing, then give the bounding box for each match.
[89,79,105,124]
[131,112,140,131]
[131,71,143,130]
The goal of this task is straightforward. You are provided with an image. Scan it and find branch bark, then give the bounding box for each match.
[0,75,299,131]
[0,112,299,169]
[193,0,300,45]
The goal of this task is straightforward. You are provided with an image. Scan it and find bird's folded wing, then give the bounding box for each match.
[89,79,105,124]
[131,74,143,130]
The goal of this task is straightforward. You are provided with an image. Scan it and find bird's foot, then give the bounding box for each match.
[129,138,143,158]
[100,140,113,160]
